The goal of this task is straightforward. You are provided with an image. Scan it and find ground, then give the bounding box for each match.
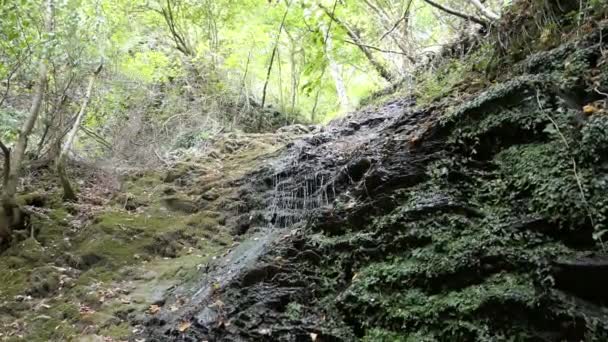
[0,131,304,341]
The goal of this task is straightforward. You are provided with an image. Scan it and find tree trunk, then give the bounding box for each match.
[0,140,9,189]
[2,0,53,230]
[261,2,291,109]
[320,4,395,84]
[56,64,102,201]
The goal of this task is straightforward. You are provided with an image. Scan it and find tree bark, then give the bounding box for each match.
[261,2,291,109]
[0,140,9,189]
[161,0,193,56]
[3,0,53,212]
[320,4,395,83]
[56,64,102,201]
[1,0,52,244]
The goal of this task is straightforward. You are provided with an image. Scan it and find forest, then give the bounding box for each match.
[1,0,608,341]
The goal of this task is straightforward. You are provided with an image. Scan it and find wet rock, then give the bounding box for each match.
[240,264,282,287]
[141,19,608,342]
[553,255,608,304]
[276,124,312,135]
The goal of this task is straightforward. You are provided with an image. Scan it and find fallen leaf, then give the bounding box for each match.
[583,104,598,115]
[148,304,161,315]
[79,305,96,315]
[178,321,191,332]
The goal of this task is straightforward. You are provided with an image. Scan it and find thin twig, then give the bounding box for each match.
[379,0,414,41]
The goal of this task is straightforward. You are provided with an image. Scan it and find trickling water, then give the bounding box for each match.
[145,97,418,339]
[262,99,412,231]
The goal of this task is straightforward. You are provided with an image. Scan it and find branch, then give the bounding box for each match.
[422,0,488,27]
[320,4,394,83]
[343,39,415,60]
[379,0,414,41]
[81,127,112,150]
[468,0,500,20]
[161,0,193,56]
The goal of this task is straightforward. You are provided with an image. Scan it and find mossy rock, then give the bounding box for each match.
[17,192,48,207]
[5,238,47,263]
[161,197,198,213]
[27,265,62,297]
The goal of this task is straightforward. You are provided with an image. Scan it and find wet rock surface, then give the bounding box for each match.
[142,23,608,341]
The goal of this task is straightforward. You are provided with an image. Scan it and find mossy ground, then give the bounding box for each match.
[0,132,289,341]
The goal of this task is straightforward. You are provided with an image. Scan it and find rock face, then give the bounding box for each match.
[143,20,608,342]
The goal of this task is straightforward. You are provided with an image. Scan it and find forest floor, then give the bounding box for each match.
[0,130,309,341]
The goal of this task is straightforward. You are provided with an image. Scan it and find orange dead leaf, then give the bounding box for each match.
[79,305,96,316]
[148,304,161,315]
[583,104,598,115]
[177,320,191,332]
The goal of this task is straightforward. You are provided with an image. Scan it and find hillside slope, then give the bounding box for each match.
[143,5,608,342]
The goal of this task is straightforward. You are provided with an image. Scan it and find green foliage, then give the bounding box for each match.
[491,143,588,225]
[0,108,24,142]
[173,130,212,149]
[415,45,494,106]
[580,115,608,163]
[416,59,468,104]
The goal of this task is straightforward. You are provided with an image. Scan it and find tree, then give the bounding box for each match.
[261,1,291,109]
[1,0,53,237]
[320,4,395,84]
[56,64,103,201]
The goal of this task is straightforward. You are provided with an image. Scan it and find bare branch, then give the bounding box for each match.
[468,0,500,20]
[320,4,395,83]
[379,0,414,41]
[422,0,489,27]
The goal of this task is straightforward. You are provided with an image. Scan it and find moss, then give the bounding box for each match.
[0,265,30,298]
[36,208,71,245]
[362,328,437,342]
[286,302,303,320]
[99,321,131,339]
[342,273,537,339]
[5,238,47,263]
[51,301,81,321]
[22,317,79,342]
[17,192,48,207]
